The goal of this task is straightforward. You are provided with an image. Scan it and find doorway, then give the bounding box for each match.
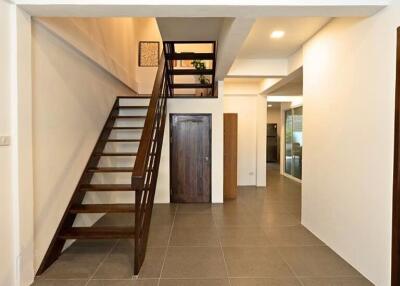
[284,105,303,180]
[170,114,212,203]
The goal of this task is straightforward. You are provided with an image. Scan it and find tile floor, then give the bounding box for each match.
[33,165,373,286]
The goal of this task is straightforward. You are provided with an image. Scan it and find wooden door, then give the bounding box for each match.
[224,113,238,200]
[170,114,211,203]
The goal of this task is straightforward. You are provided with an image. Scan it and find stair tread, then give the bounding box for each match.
[88,167,133,172]
[108,127,144,130]
[80,184,133,191]
[104,139,141,142]
[116,106,148,109]
[60,226,135,239]
[172,83,213,89]
[70,204,135,213]
[112,116,146,119]
[166,52,214,60]
[171,69,213,75]
[117,96,151,99]
[94,152,138,156]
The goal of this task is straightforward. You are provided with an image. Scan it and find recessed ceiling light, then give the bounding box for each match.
[268,104,273,107]
[271,30,285,39]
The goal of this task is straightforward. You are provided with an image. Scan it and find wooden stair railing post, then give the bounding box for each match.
[132,51,168,275]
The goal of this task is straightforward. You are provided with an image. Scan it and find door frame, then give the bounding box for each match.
[282,104,303,183]
[392,27,400,286]
[169,113,212,203]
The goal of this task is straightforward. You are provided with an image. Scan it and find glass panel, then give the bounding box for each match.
[292,106,303,179]
[285,110,293,174]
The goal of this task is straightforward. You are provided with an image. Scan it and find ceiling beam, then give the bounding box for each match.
[215,18,255,80]
[16,1,387,17]
[262,66,303,95]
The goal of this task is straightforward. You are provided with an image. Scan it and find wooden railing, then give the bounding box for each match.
[131,52,169,274]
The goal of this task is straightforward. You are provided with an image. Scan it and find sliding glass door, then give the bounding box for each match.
[284,106,303,180]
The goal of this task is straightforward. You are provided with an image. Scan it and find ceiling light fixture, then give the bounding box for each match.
[268,104,273,107]
[271,30,285,39]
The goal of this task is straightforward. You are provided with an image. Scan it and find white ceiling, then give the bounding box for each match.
[238,17,331,59]
[156,17,224,41]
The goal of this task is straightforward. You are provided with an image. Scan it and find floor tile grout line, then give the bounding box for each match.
[84,239,120,286]
[213,214,232,286]
[274,246,306,286]
[156,205,177,286]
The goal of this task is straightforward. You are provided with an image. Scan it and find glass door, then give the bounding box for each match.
[284,106,303,180]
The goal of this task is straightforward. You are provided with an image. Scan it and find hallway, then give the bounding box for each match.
[34,168,372,286]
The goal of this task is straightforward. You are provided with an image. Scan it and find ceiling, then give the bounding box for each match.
[238,17,331,59]
[156,17,224,41]
[224,77,264,85]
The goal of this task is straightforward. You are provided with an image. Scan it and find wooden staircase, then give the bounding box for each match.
[37,41,217,277]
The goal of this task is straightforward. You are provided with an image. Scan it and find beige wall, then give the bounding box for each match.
[0,2,16,285]
[35,17,162,95]
[302,6,399,284]
[32,21,136,270]
[134,18,162,94]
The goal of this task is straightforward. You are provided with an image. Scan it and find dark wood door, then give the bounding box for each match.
[170,114,211,203]
[224,113,238,200]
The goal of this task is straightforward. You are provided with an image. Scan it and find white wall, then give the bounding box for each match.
[155,81,224,203]
[0,2,17,285]
[302,5,400,284]
[223,92,266,187]
[32,21,136,271]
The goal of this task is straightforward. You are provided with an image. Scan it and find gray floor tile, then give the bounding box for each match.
[217,227,271,246]
[230,278,302,286]
[278,246,362,277]
[176,204,214,214]
[223,247,294,277]
[257,213,300,227]
[87,279,159,286]
[300,277,374,286]
[148,225,172,247]
[161,247,227,278]
[170,226,219,246]
[174,213,215,227]
[31,280,88,286]
[92,246,134,279]
[159,278,230,286]
[138,247,167,278]
[39,247,109,279]
[264,226,324,246]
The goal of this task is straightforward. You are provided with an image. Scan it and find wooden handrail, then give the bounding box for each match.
[131,52,166,189]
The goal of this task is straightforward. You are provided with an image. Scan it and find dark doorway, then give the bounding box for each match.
[267,123,279,163]
[392,27,400,286]
[170,114,211,203]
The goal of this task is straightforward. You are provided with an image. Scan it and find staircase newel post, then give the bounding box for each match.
[133,184,142,276]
